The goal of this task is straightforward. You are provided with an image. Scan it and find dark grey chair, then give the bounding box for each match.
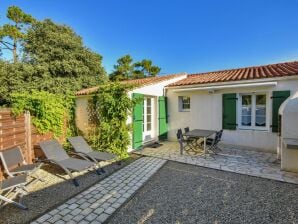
[206,130,223,151]
[0,174,28,210]
[177,129,196,154]
[68,136,117,173]
[184,127,200,147]
[184,127,190,133]
[39,140,100,186]
[0,146,44,184]
[205,131,222,154]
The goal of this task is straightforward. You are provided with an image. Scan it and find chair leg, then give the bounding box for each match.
[53,162,80,187]
[72,179,79,187]
[0,193,28,210]
[96,168,102,175]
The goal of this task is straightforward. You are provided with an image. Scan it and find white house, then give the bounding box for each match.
[75,61,298,159]
[166,61,298,156]
[75,73,187,151]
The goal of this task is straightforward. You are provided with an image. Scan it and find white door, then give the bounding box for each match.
[143,97,154,142]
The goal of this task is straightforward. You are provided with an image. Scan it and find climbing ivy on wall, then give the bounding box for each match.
[10,91,75,138]
[87,82,133,158]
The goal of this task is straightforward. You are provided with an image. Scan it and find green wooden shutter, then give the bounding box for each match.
[271,90,290,133]
[222,93,237,130]
[132,93,144,149]
[158,96,168,140]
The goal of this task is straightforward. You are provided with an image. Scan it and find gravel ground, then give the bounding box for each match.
[0,154,140,224]
[108,161,298,224]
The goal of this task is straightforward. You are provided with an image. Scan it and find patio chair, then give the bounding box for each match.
[206,130,223,151]
[68,136,117,173]
[0,146,44,184]
[177,129,195,153]
[205,131,221,154]
[184,127,200,147]
[39,140,100,186]
[0,174,28,210]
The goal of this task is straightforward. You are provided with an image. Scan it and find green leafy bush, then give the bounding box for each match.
[87,82,133,158]
[10,90,75,138]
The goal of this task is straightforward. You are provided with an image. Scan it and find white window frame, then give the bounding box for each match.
[178,96,190,112]
[238,92,269,131]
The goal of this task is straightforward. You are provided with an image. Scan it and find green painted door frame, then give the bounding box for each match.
[158,96,168,140]
[132,93,144,149]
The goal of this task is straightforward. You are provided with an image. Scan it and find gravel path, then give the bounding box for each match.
[0,155,139,224]
[108,161,298,224]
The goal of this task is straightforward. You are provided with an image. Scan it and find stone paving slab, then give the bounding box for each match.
[31,157,166,224]
[135,142,298,184]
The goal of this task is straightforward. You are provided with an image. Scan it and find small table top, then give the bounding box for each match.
[183,129,216,138]
[283,138,298,150]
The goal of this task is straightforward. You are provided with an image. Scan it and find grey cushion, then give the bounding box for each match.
[0,175,27,190]
[87,151,116,161]
[39,140,69,161]
[11,163,42,173]
[68,136,117,161]
[59,158,94,172]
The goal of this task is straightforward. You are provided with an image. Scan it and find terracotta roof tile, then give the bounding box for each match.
[168,61,298,87]
[76,73,186,96]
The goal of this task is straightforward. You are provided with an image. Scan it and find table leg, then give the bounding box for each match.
[204,137,206,158]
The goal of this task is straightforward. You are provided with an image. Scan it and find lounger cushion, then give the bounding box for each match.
[59,158,94,172]
[68,136,93,154]
[87,151,117,161]
[0,175,27,190]
[68,136,117,161]
[10,163,42,173]
[39,140,69,161]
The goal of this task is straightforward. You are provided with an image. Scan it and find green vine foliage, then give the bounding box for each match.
[10,90,75,139]
[87,82,133,159]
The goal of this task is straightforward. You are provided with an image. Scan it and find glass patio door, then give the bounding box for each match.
[143,97,154,142]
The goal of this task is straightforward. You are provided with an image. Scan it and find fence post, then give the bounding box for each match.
[25,111,32,163]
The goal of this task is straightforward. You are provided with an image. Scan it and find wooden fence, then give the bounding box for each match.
[0,109,52,179]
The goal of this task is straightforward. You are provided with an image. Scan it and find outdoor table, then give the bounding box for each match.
[183,129,217,158]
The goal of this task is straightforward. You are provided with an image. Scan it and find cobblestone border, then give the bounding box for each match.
[31,157,166,224]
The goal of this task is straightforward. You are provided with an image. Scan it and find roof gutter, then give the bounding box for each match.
[172,81,277,92]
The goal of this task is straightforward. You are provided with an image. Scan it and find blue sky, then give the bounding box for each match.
[1,0,298,74]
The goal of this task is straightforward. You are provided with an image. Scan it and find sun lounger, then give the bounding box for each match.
[39,139,100,186]
[68,136,117,173]
[0,174,28,210]
[0,146,44,184]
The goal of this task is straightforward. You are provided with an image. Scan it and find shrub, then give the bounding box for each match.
[87,82,133,158]
[10,90,75,138]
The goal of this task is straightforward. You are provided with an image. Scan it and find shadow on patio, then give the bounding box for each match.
[134,141,298,184]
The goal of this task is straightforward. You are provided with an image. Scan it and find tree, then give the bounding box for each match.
[134,59,161,77]
[0,6,35,63]
[110,55,134,81]
[23,19,107,93]
[110,56,161,80]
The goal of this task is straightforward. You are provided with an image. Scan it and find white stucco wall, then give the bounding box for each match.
[166,78,298,153]
[75,95,92,134]
[75,75,187,152]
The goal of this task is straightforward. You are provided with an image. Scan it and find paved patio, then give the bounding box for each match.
[31,157,166,224]
[134,141,298,184]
